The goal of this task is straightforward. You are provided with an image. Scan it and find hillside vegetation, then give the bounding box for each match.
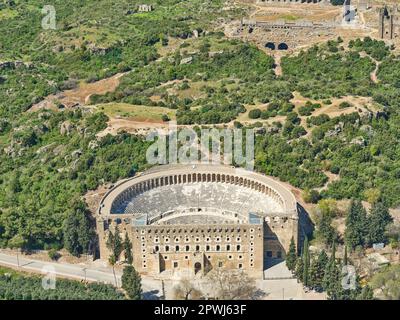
[0,1,399,256]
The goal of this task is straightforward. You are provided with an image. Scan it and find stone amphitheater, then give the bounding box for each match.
[97,164,303,279]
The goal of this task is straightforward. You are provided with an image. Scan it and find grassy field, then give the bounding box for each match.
[0,8,18,20]
[96,103,176,122]
[279,14,300,21]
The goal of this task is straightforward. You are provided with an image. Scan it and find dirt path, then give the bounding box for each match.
[96,118,169,137]
[370,60,381,84]
[28,72,129,112]
[274,54,282,76]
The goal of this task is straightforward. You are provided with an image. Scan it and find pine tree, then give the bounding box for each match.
[367,202,393,246]
[63,212,81,257]
[114,226,123,259]
[286,237,297,271]
[122,266,142,300]
[323,242,341,299]
[345,200,368,250]
[124,232,133,265]
[77,208,93,254]
[302,237,310,287]
[63,203,94,257]
[106,226,123,263]
[309,250,328,290]
[106,231,115,254]
[316,212,337,246]
[295,257,304,282]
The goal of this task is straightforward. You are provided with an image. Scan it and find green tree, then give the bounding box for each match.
[8,234,27,251]
[286,237,297,271]
[323,242,341,299]
[309,250,328,290]
[303,189,321,204]
[248,109,261,119]
[121,265,142,300]
[316,211,337,246]
[345,200,367,250]
[363,188,381,204]
[63,202,93,257]
[114,227,123,259]
[106,231,115,263]
[366,202,393,246]
[124,233,133,265]
[317,199,339,218]
[106,227,123,263]
[302,237,310,287]
[295,256,304,282]
[343,245,348,266]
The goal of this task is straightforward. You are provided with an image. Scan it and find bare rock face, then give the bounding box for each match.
[0,61,14,70]
[33,124,49,135]
[14,61,24,69]
[60,121,74,136]
[36,143,56,155]
[138,4,153,12]
[87,44,110,56]
[350,136,366,146]
[71,149,83,158]
[53,145,65,156]
[3,143,23,158]
[180,56,193,65]
[88,140,99,150]
[76,125,86,136]
[0,61,33,70]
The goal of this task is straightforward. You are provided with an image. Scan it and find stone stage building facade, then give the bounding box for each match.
[97,165,299,279]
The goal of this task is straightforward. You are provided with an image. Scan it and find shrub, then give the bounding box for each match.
[48,249,61,261]
[339,101,352,109]
[303,189,321,204]
[248,109,261,119]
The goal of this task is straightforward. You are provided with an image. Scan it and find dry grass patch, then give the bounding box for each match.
[95,103,176,123]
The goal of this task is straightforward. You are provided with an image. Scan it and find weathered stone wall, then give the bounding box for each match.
[96,165,301,279]
[99,220,265,278]
[264,214,298,257]
[97,210,301,279]
[378,6,400,39]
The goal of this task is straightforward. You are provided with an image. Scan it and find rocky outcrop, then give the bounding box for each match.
[60,121,74,136]
[180,56,193,65]
[138,4,153,12]
[88,140,99,150]
[36,143,56,155]
[87,44,111,56]
[350,136,366,146]
[0,61,32,70]
[71,149,83,158]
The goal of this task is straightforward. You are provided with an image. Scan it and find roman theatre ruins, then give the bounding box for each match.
[97,164,302,279]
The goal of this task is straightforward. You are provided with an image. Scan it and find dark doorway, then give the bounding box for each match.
[248,27,254,34]
[265,42,275,50]
[194,262,202,274]
[278,43,288,50]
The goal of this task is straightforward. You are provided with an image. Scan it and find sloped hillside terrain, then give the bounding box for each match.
[0,0,399,275]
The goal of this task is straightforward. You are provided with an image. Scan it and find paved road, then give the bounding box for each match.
[0,252,162,299]
[0,252,324,300]
[0,252,121,283]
